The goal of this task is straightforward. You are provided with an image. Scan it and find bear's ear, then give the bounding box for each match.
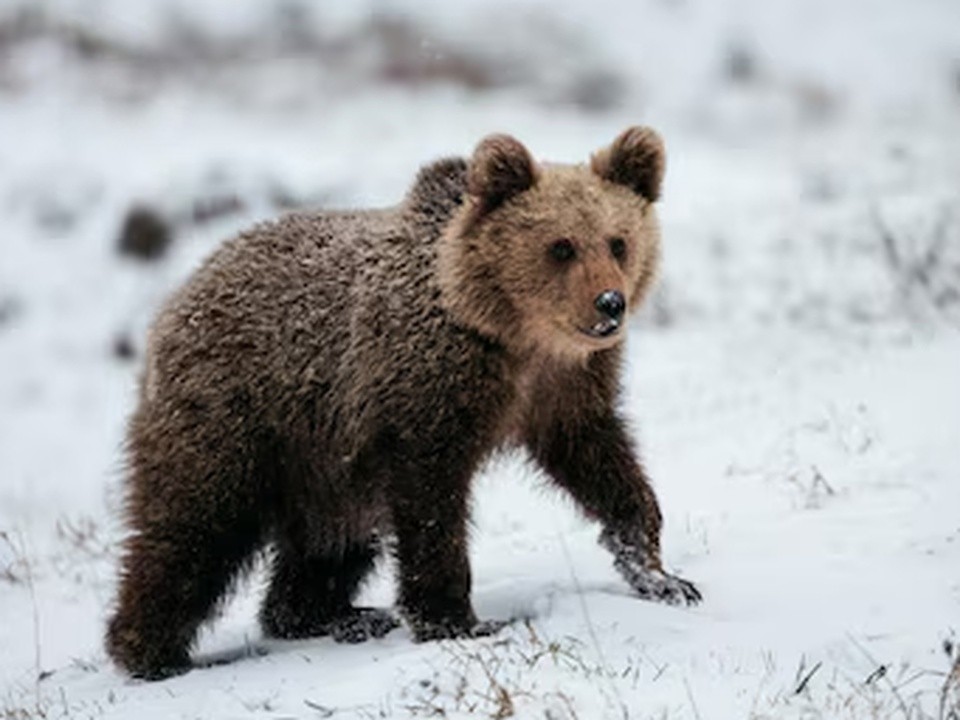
[467,134,539,215]
[591,126,665,202]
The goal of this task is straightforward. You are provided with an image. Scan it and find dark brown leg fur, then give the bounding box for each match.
[260,537,397,642]
[106,512,262,679]
[389,443,501,641]
[106,409,265,680]
[529,411,700,605]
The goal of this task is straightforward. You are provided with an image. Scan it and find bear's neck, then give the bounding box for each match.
[494,343,623,448]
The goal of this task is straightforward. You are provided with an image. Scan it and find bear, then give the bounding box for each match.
[105,126,700,680]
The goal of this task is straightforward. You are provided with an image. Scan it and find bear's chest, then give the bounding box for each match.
[495,356,555,447]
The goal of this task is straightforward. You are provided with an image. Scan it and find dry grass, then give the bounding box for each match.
[874,204,960,327]
[388,626,960,720]
[0,531,29,585]
[0,531,44,719]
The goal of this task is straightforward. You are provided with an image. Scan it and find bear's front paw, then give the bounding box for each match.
[409,617,506,643]
[623,566,701,606]
[328,607,399,643]
[599,526,701,606]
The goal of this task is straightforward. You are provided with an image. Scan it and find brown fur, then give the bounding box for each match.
[105,126,700,680]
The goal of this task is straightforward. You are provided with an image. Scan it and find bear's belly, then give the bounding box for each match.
[296,485,391,552]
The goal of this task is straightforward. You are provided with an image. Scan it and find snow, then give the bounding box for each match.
[2,0,959,717]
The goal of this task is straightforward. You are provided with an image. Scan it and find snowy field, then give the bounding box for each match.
[1,0,959,717]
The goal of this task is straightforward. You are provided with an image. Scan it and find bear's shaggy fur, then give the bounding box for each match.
[105,127,700,680]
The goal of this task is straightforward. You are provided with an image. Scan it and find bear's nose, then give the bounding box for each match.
[595,290,625,321]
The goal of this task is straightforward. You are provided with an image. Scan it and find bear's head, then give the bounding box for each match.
[438,127,665,361]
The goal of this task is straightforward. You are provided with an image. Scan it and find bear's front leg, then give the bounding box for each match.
[598,523,701,606]
[529,411,700,606]
[388,444,503,641]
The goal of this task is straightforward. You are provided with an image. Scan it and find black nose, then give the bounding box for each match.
[595,290,625,320]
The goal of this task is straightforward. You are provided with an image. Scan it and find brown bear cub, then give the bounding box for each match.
[106,127,700,680]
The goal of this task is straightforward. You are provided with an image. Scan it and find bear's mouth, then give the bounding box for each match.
[579,318,621,339]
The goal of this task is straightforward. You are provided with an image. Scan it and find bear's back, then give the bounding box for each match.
[140,158,474,451]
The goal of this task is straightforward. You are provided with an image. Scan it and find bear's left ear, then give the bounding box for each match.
[468,134,539,215]
[591,126,665,202]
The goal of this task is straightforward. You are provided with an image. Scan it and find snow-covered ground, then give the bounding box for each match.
[1,0,959,717]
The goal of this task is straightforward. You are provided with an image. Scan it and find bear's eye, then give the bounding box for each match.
[549,238,576,263]
[609,236,627,261]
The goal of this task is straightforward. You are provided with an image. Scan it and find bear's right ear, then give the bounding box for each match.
[591,126,665,202]
[467,134,539,215]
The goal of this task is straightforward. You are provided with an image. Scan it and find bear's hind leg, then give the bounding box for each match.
[260,537,397,643]
[106,515,262,680]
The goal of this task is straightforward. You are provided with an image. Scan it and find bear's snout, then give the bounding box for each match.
[579,289,625,339]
